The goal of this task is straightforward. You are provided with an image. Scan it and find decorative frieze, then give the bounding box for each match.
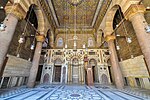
[124,4,146,20]
[105,35,116,42]
[36,34,45,42]
[5,3,26,20]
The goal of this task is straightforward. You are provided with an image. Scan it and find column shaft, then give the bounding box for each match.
[130,13,150,74]
[0,14,18,74]
[108,39,124,89]
[27,42,42,88]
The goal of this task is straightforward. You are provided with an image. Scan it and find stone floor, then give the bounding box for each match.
[0,84,150,100]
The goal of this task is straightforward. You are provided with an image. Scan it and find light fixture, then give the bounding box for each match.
[30,43,35,50]
[74,41,77,47]
[66,0,83,6]
[44,54,47,58]
[28,58,31,61]
[116,45,120,50]
[126,37,132,43]
[63,47,65,52]
[17,54,20,58]
[131,55,134,59]
[145,25,150,33]
[18,35,25,44]
[85,48,88,52]
[65,44,68,48]
[146,6,150,9]
[0,6,4,9]
[116,34,120,37]
[0,23,6,31]
[83,44,85,49]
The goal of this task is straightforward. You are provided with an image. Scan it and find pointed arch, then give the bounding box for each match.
[104,5,120,36]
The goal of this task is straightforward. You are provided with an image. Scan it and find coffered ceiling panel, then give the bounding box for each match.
[47,0,104,28]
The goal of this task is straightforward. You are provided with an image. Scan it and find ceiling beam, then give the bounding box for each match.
[92,0,104,27]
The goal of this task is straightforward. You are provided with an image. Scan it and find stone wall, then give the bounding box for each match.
[2,55,32,77]
[119,55,150,89]
[55,33,96,49]
[119,55,149,77]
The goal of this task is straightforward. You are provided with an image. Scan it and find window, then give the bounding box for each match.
[124,77,128,86]
[135,78,141,87]
[57,38,63,47]
[1,77,9,88]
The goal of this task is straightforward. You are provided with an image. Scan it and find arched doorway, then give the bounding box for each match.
[43,73,50,84]
[101,74,109,84]
[72,58,79,84]
[89,59,97,82]
[53,58,62,82]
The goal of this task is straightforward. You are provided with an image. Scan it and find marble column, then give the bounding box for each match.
[0,4,25,75]
[125,4,150,75]
[27,35,45,88]
[106,35,124,89]
[79,64,81,83]
[81,65,84,84]
[67,63,70,83]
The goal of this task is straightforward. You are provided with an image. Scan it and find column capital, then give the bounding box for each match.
[105,35,116,42]
[36,34,45,42]
[5,3,26,20]
[124,4,146,20]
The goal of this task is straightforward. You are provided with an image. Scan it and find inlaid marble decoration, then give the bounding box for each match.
[0,85,149,100]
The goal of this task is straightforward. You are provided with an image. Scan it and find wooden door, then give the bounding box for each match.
[54,66,61,82]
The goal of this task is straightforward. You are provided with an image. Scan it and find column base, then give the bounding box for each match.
[27,82,35,88]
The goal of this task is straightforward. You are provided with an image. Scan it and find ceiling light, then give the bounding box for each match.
[146,6,150,9]
[66,0,83,6]
[145,25,150,33]
[0,6,3,9]
[83,44,85,49]
[30,44,35,50]
[18,36,25,44]
[65,44,68,48]
[126,37,132,43]
[17,54,20,58]
[0,23,6,31]
[116,45,120,50]
[116,34,120,37]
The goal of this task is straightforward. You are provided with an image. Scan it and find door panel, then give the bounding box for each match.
[54,66,61,82]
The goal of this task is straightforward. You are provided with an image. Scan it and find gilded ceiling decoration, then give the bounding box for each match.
[51,0,101,28]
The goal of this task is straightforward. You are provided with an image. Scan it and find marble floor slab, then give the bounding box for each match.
[0,84,149,100]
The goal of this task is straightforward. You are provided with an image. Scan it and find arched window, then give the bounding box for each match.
[57,38,63,47]
[88,38,94,47]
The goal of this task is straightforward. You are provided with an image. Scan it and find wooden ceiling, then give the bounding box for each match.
[46,0,105,29]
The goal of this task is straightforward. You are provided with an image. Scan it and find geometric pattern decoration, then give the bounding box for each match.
[51,0,100,28]
[0,85,149,100]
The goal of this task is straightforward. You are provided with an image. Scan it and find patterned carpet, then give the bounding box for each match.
[0,85,149,100]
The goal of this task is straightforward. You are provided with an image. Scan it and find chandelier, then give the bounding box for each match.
[66,0,83,6]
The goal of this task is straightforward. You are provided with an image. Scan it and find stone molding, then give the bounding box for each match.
[5,3,26,20]
[36,34,45,42]
[105,35,116,42]
[124,4,146,21]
